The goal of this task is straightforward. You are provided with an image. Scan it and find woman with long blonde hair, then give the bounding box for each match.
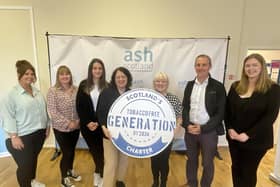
[225,53,280,187]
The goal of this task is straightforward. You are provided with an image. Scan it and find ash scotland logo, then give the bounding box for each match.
[107,88,176,158]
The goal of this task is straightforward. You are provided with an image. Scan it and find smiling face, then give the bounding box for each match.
[92,62,103,80]
[154,78,168,94]
[244,58,262,81]
[195,56,211,81]
[58,71,71,86]
[115,70,128,90]
[19,69,35,86]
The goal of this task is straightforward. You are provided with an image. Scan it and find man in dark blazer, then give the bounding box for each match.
[182,54,226,187]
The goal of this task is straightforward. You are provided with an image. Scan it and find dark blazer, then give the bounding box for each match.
[225,82,280,150]
[182,76,226,135]
[76,80,98,128]
[96,85,121,128]
[96,85,131,128]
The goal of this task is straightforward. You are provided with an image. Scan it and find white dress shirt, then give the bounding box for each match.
[90,86,100,111]
[189,77,210,125]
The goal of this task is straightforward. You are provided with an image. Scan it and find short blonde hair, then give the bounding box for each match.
[153,72,169,83]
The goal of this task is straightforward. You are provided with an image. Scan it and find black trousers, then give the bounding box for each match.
[229,143,267,187]
[80,125,104,176]
[151,143,173,186]
[53,128,80,178]
[6,129,46,187]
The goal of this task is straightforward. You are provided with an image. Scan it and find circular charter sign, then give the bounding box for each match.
[107,88,176,158]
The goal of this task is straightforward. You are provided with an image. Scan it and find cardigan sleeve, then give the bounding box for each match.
[246,84,280,138]
[1,93,17,133]
[96,88,112,127]
[224,84,235,130]
[76,81,95,127]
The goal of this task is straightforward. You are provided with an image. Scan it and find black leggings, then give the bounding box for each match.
[229,144,267,187]
[6,129,46,187]
[151,143,172,186]
[53,129,80,178]
[80,125,104,176]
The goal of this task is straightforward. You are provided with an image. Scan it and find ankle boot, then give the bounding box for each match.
[116,180,125,187]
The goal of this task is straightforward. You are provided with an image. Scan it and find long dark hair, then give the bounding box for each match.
[84,58,107,94]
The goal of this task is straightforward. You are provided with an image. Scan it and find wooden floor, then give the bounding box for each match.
[0,147,279,187]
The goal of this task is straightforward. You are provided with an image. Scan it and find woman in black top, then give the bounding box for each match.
[76,58,107,187]
[225,53,280,187]
[97,67,132,187]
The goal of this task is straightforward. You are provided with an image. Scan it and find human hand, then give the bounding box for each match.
[236,133,249,142]
[102,126,112,140]
[45,126,50,139]
[187,124,201,135]
[228,129,239,140]
[11,136,24,150]
[176,117,182,126]
[87,122,98,131]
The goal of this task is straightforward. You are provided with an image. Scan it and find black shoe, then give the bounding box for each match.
[50,150,61,161]
[67,169,82,181]
[151,181,159,187]
[61,177,75,187]
[160,182,166,187]
[116,180,125,187]
[215,151,223,160]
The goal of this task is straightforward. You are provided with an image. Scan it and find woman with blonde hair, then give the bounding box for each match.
[47,65,81,187]
[151,72,182,187]
[225,53,280,187]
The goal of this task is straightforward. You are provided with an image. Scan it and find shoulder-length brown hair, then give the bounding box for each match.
[236,53,274,94]
[54,65,73,88]
[110,67,132,90]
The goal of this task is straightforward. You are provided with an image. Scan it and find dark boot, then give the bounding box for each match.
[152,179,159,187]
[160,181,166,187]
[215,150,223,160]
[116,180,125,187]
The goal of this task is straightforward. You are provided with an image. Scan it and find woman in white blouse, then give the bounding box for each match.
[76,58,108,187]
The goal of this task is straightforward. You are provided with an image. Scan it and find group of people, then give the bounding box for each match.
[0,53,279,187]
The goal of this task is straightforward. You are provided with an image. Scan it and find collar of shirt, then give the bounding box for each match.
[194,76,209,86]
[16,84,39,96]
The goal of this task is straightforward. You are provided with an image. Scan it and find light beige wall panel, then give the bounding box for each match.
[239,0,280,77]
[30,0,245,93]
[0,8,34,97]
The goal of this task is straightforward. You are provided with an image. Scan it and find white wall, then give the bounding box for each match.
[0,0,279,147]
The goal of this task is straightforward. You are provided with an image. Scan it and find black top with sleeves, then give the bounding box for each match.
[76,80,98,128]
[96,85,130,129]
[225,81,280,150]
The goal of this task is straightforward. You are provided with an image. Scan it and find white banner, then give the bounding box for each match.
[48,35,228,149]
